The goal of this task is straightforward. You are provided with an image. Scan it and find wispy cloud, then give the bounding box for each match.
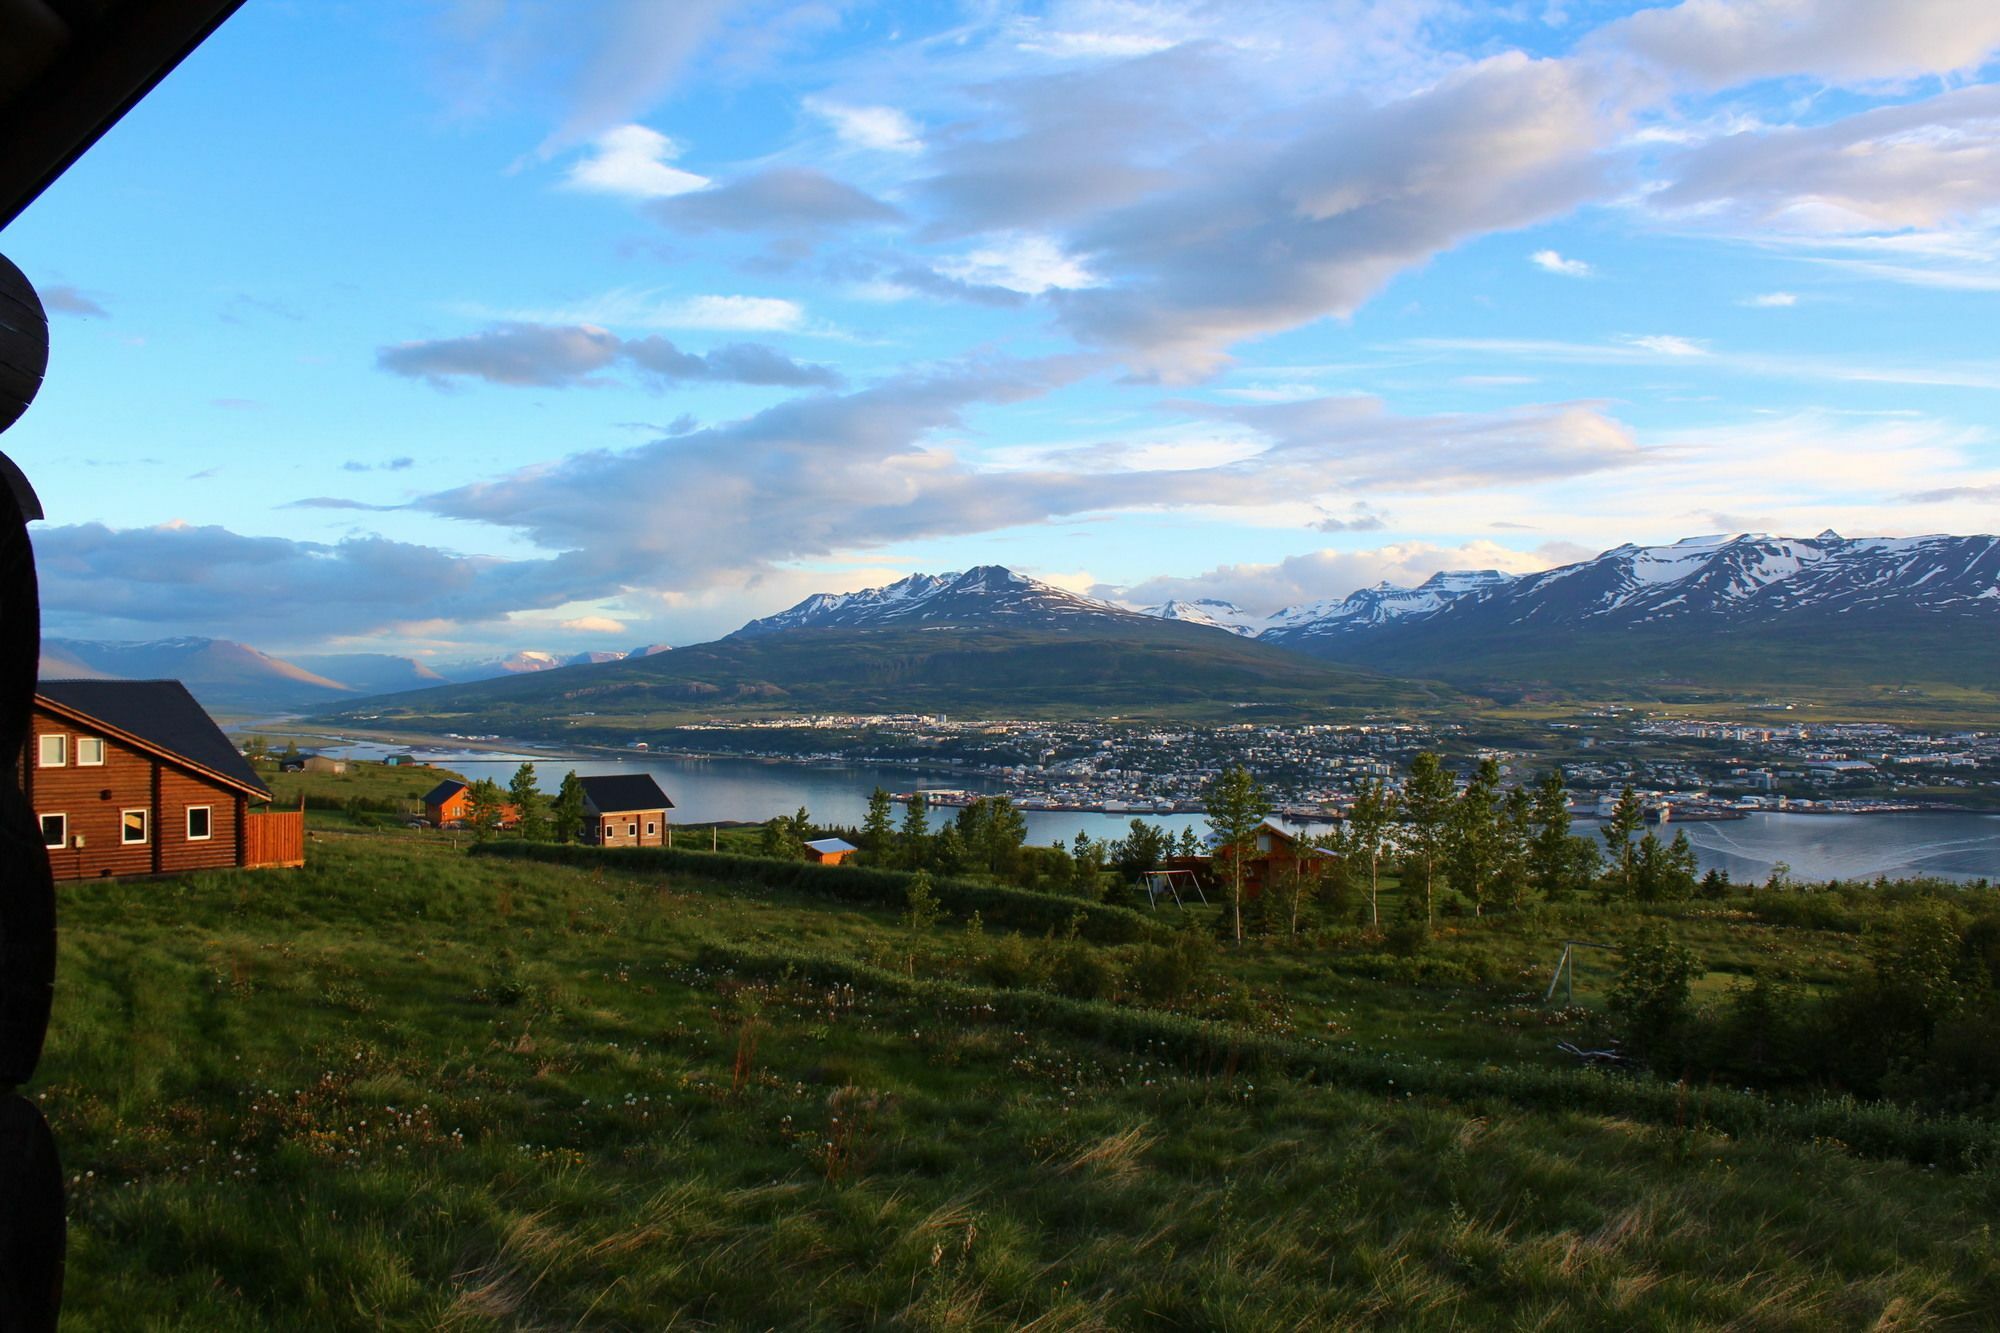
[376,322,842,390]
[1530,249,1593,277]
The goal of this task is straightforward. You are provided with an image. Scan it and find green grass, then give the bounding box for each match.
[36,830,2000,1328]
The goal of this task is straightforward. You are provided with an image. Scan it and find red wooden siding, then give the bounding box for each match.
[23,704,285,880]
[243,809,304,868]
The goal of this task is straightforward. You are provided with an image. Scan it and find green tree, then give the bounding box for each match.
[1601,786,1645,900]
[934,823,969,876]
[1068,831,1105,898]
[1527,771,1576,899]
[243,735,270,761]
[1496,784,1533,911]
[1177,826,1202,860]
[1400,752,1455,927]
[1111,819,1171,885]
[465,778,508,841]
[507,763,547,841]
[280,740,301,762]
[862,788,896,861]
[904,869,940,933]
[899,792,931,869]
[1205,766,1272,946]
[1446,757,1504,916]
[1871,899,1970,1042]
[550,770,585,843]
[1345,777,1397,928]
[1608,923,1704,1061]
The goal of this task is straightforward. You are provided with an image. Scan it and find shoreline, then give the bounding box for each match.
[267,724,1994,824]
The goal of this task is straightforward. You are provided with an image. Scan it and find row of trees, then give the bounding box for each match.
[459,764,588,842]
[1192,756,1710,945]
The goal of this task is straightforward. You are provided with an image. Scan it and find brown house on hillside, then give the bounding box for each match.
[1179,820,1338,900]
[27,680,303,880]
[579,774,674,846]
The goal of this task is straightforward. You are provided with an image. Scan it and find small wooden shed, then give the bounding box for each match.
[803,837,858,866]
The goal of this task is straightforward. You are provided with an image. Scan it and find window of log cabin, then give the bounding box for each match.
[40,813,64,849]
[122,808,149,844]
[187,806,212,841]
[647,821,657,836]
[77,736,105,766]
[38,733,65,766]
[628,823,637,837]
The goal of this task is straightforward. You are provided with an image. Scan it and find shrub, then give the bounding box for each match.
[472,841,1163,943]
[1383,917,1430,957]
[1126,925,1216,1003]
[1608,923,1703,1062]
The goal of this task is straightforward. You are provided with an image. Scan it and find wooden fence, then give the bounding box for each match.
[244,808,304,869]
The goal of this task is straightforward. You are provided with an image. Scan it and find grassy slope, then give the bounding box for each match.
[324,623,1460,733]
[36,826,2000,1329]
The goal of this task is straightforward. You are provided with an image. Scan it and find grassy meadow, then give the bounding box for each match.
[35,821,2000,1329]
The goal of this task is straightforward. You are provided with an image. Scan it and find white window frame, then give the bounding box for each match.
[76,736,105,766]
[646,821,657,836]
[186,805,213,842]
[37,733,65,767]
[628,822,638,837]
[40,813,65,849]
[121,808,149,845]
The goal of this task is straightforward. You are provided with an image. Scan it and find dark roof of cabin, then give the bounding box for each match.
[422,779,468,806]
[579,773,674,814]
[37,678,270,797]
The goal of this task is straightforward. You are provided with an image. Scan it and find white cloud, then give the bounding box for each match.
[660,294,808,332]
[938,234,1097,294]
[559,615,629,633]
[1742,291,1797,307]
[1530,249,1593,277]
[505,288,810,333]
[563,124,709,199]
[803,96,922,153]
[1103,541,1562,616]
[1600,0,2000,88]
[1625,334,1709,356]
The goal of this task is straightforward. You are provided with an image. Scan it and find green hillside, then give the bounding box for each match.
[326,621,1460,733]
[1304,615,2000,719]
[36,824,2000,1327]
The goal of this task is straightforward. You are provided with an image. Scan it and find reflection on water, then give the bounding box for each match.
[329,742,2000,884]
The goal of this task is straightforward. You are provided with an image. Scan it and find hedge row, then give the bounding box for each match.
[469,841,1165,944]
[705,943,2000,1173]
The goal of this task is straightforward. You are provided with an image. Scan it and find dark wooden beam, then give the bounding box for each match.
[0,0,248,230]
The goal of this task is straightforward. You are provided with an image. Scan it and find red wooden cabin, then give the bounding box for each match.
[25,680,302,880]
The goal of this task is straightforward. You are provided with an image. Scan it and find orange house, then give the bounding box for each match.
[804,837,858,865]
[422,779,517,830]
[1198,820,1338,899]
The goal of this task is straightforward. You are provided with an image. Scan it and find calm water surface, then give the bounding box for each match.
[328,741,2000,884]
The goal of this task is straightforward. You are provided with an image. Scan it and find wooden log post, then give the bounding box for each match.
[0,252,64,1329]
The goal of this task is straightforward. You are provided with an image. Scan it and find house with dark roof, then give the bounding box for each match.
[421,779,517,830]
[26,680,302,880]
[578,774,674,847]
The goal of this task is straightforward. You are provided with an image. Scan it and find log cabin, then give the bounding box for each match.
[579,774,674,847]
[25,679,302,880]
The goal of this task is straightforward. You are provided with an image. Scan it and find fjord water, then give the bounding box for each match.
[336,743,2000,884]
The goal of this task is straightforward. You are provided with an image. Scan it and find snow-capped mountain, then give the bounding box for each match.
[1193,533,1999,652]
[1260,570,1516,644]
[732,566,1141,636]
[1139,598,1269,637]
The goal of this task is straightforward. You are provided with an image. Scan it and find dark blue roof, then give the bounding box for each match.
[579,773,674,813]
[38,678,270,798]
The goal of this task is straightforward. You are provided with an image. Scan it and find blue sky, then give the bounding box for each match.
[4,0,1998,661]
